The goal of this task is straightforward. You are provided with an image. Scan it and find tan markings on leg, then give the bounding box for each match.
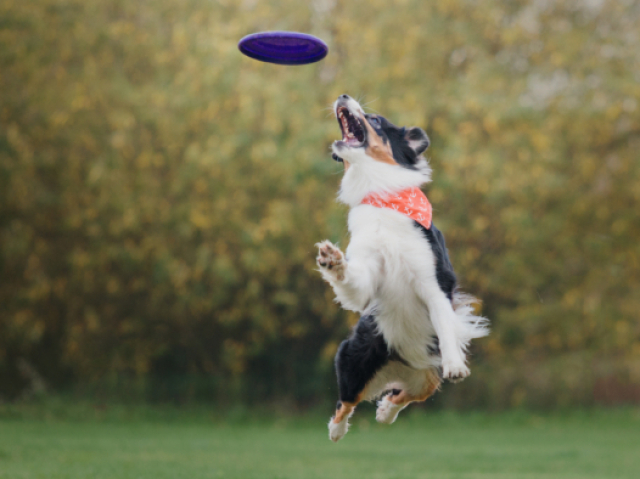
[361,118,396,165]
[390,370,441,407]
[388,389,409,406]
[332,402,355,424]
[414,372,441,403]
[332,391,364,424]
[411,369,441,403]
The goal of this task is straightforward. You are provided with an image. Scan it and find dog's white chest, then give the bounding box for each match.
[347,205,440,369]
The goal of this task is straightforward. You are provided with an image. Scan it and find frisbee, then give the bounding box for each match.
[238,31,328,65]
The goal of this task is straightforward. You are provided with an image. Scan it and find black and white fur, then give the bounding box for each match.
[316,95,489,442]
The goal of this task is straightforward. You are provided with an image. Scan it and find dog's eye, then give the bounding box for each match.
[368,116,381,128]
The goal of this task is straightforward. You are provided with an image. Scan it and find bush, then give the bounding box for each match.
[1,0,639,407]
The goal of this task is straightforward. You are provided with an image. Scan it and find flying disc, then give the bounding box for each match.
[238,31,328,65]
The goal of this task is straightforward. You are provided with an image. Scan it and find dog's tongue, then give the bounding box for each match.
[338,108,364,145]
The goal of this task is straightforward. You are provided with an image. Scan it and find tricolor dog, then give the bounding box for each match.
[316,94,489,442]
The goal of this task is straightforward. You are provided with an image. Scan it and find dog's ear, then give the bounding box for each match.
[405,127,430,155]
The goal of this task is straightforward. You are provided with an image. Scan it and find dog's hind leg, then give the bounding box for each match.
[375,388,410,425]
[376,369,440,424]
[329,399,359,443]
[329,314,389,442]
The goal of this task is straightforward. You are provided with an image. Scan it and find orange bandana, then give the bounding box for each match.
[361,187,433,229]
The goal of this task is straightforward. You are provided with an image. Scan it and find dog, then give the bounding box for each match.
[316,94,489,442]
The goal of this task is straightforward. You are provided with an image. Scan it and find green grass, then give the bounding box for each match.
[0,405,639,479]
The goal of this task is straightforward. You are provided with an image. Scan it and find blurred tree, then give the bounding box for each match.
[1,0,638,408]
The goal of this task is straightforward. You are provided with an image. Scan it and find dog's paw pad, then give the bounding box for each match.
[442,361,470,383]
[315,240,345,280]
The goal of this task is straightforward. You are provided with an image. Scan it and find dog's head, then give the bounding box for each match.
[331,94,430,171]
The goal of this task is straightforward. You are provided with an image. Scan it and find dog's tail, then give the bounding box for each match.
[451,291,490,352]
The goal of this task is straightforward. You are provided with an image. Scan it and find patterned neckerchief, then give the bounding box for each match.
[361,186,432,229]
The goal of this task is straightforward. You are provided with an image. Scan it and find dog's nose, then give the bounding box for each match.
[339,94,350,100]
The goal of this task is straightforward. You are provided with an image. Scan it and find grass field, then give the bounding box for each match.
[0,405,638,479]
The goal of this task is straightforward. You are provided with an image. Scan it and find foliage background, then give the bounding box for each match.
[1,0,639,409]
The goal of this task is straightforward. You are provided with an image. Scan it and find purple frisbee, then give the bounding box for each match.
[238,31,328,65]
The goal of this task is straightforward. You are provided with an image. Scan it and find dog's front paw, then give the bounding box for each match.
[441,359,470,383]
[316,240,345,281]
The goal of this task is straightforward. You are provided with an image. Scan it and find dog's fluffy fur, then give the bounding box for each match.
[316,95,489,442]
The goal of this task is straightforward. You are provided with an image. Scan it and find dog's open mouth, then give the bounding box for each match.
[337,106,365,147]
